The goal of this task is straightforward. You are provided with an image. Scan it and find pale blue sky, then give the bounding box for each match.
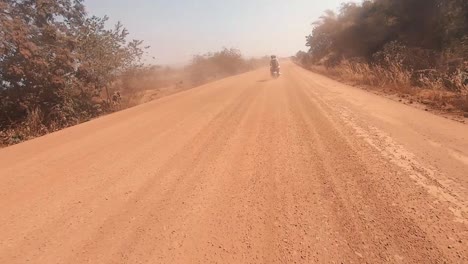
[85,0,345,65]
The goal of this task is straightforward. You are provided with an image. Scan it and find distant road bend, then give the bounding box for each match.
[0,62,467,263]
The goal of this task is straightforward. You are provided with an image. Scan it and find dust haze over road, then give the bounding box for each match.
[0,62,467,263]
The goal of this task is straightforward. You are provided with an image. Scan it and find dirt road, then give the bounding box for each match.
[1,62,467,263]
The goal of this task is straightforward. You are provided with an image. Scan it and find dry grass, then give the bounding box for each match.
[306,59,468,115]
[319,60,413,91]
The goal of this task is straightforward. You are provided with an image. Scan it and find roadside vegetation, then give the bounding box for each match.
[0,1,266,146]
[187,48,268,86]
[295,0,467,115]
[0,0,147,145]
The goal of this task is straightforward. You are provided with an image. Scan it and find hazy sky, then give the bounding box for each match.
[86,0,345,65]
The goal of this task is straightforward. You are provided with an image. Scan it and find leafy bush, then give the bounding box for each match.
[0,0,146,145]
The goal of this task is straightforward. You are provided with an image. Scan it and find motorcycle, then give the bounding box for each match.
[270,66,281,78]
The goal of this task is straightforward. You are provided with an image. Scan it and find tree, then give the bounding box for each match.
[0,0,145,136]
[305,0,467,64]
[188,48,247,85]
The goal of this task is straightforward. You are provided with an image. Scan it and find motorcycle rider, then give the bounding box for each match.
[270,55,280,76]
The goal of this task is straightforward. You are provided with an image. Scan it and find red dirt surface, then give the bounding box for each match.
[1,62,467,263]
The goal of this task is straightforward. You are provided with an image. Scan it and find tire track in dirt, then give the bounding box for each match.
[287,71,449,263]
[291,66,467,262]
